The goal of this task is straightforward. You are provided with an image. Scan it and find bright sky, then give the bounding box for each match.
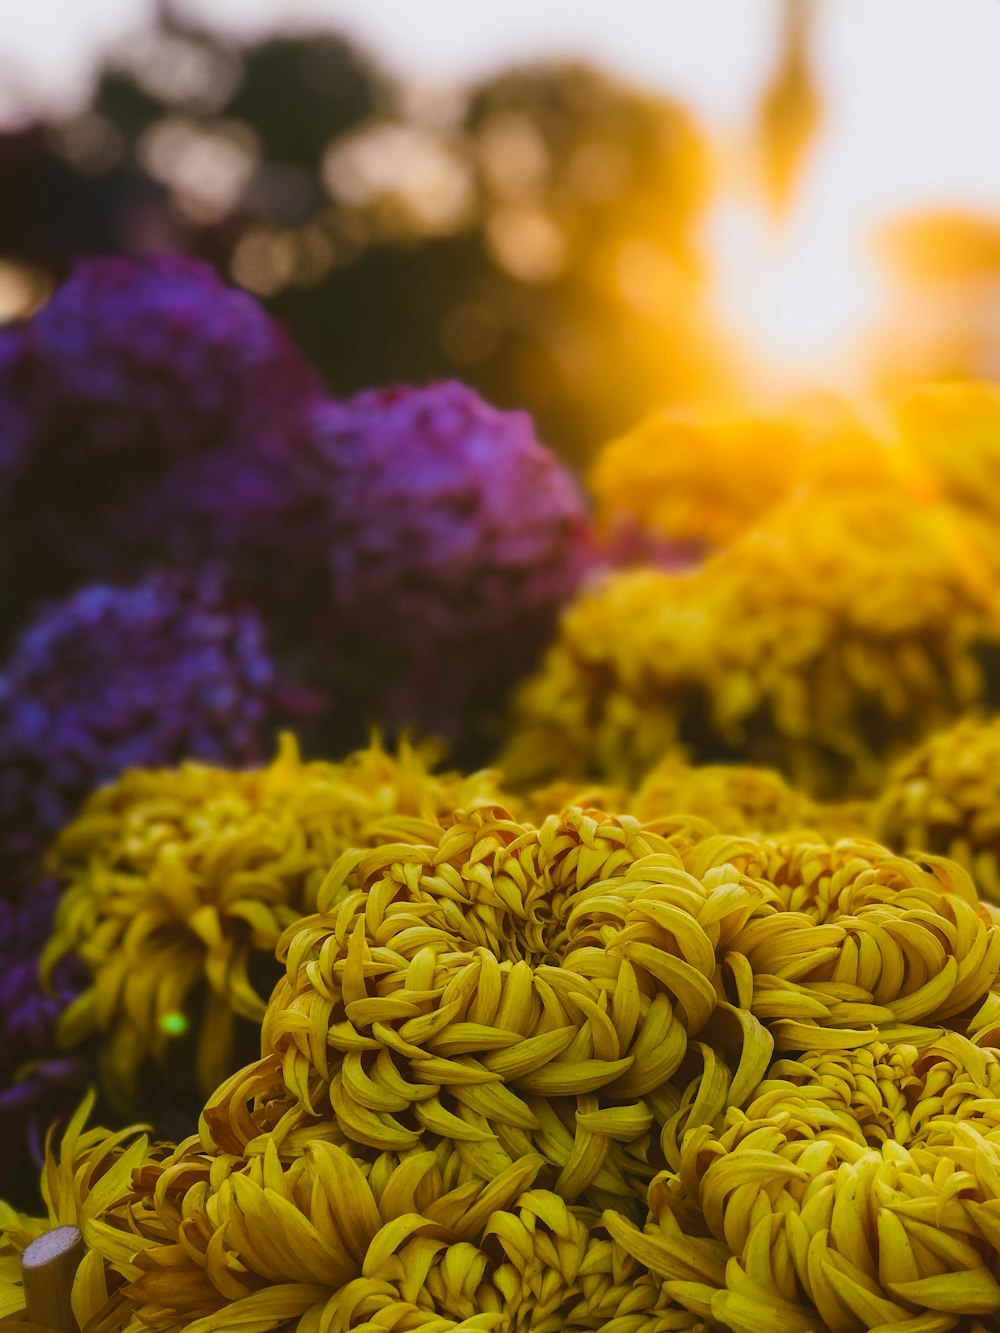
[6,0,1000,215]
[3,0,1000,386]
[3,0,998,191]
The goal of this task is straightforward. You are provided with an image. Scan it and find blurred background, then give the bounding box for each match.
[2,0,1000,459]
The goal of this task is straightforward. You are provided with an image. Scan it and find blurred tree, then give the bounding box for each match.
[756,0,822,214]
[0,14,723,458]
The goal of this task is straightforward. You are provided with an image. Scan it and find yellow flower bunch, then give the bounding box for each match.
[6,813,1000,1332]
[612,1031,1000,1331]
[503,488,1000,796]
[42,736,507,1111]
[590,408,803,551]
[873,714,1000,902]
[214,812,1000,1205]
[0,1093,158,1330]
[631,759,815,835]
[110,1135,711,1333]
[0,1116,710,1333]
[589,395,930,556]
[897,380,1000,518]
[601,837,1000,1328]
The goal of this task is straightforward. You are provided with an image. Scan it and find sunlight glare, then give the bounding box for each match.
[705,189,882,397]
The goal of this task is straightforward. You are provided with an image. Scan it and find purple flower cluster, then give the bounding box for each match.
[305,382,593,745]
[1,261,593,754]
[22,253,319,460]
[0,572,318,850]
[0,328,29,503]
[0,872,86,1191]
[0,561,311,1194]
[2,255,323,610]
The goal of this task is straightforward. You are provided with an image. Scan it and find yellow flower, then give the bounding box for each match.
[610,1032,1000,1332]
[42,736,507,1112]
[69,1127,706,1333]
[678,834,1000,1047]
[897,379,1000,519]
[201,813,1000,1208]
[590,394,928,557]
[503,488,1000,797]
[0,1092,156,1330]
[590,407,803,550]
[200,806,778,1223]
[630,759,815,835]
[874,714,1000,903]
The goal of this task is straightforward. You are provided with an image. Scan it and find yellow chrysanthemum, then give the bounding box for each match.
[519,754,871,847]
[610,1032,1000,1333]
[503,488,1000,796]
[630,759,814,835]
[589,395,930,557]
[42,736,507,1111]
[679,834,1000,1041]
[590,407,803,551]
[205,807,758,1217]
[873,714,1000,903]
[897,379,1000,518]
[22,1120,707,1333]
[0,1092,157,1331]
[204,806,999,1223]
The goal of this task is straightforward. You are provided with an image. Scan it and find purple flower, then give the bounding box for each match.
[0,327,30,502]
[303,381,593,747]
[3,255,323,611]
[23,253,320,461]
[0,867,86,1195]
[0,571,319,847]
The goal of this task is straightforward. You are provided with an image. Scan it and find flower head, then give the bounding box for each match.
[205,806,754,1210]
[630,758,815,835]
[2,255,323,611]
[874,713,1000,902]
[590,395,925,558]
[20,254,319,464]
[897,379,1000,517]
[302,381,593,749]
[612,1031,1000,1332]
[44,736,505,1115]
[503,489,1000,796]
[0,571,314,853]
